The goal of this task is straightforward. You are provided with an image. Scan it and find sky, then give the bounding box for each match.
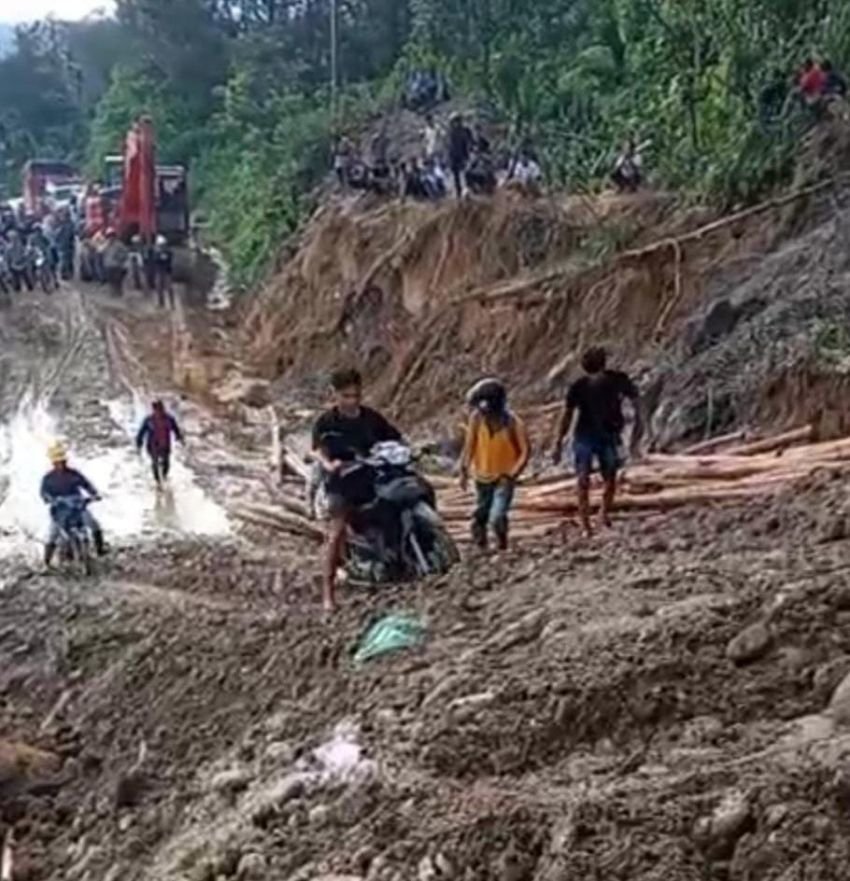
[1,0,113,23]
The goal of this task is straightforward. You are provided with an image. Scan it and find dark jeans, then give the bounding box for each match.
[150,450,171,484]
[472,479,515,547]
[156,271,175,308]
[450,161,467,198]
[10,268,32,292]
[60,248,75,280]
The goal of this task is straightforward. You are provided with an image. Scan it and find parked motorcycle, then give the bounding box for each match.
[319,440,459,585]
[49,497,97,576]
[33,246,57,294]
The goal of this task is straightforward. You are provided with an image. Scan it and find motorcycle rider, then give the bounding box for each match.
[311,367,402,612]
[135,399,184,489]
[29,225,58,289]
[6,230,32,292]
[460,378,530,550]
[54,208,76,281]
[41,441,106,567]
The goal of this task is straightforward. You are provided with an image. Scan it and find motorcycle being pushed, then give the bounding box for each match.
[49,497,97,576]
[323,441,460,586]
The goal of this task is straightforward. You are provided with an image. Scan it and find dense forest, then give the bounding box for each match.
[1,0,849,285]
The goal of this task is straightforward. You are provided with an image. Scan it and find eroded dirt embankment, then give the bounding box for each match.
[240,127,850,448]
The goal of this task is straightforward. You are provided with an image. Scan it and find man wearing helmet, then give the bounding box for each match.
[41,441,106,566]
[460,378,530,550]
[136,400,185,489]
[551,346,644,537]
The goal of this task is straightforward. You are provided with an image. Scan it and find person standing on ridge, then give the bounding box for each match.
[423,113,442,161]
[447,113,474,199]
[136,400,185,490]
[551,347,644,538]
[311,368,402,613]
[460,378,530,551]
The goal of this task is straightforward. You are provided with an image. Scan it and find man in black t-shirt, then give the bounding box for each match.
[312,367,402,612]
[551,347,643,537]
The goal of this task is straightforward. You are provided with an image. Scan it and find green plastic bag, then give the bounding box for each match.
[354,614,427,664]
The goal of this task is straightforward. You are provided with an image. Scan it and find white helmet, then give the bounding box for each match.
[156,234,167,247]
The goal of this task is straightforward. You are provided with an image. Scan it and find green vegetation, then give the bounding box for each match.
[2,1,850,286]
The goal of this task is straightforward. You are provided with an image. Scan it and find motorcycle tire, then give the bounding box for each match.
[81,539,94,577]
[412,503,460,574]
[71,535,94,577]
[428,522,461,572]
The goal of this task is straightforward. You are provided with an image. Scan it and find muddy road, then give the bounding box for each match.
[1,287,850,881]
[0,288,231,569]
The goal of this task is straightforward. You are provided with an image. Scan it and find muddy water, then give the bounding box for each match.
[0,393,229,560]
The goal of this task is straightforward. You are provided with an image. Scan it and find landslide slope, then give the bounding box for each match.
[245,122,850,447]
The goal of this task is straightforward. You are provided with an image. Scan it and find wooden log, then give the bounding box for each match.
[282,445,312,482]
[274,491,312,520]
[1,831,12,881]
[724,425,812,456]
[681,430,747,455]
[232,504,324,542]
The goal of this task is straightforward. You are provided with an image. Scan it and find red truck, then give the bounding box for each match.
[22,159,79,217]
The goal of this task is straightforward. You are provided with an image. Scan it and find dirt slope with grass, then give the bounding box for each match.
[243,121,850,451]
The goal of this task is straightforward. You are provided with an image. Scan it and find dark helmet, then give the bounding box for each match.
[466,377,507,414]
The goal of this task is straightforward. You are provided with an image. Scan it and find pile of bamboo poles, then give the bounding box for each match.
[439,424,849,539]
[235,424,849,543]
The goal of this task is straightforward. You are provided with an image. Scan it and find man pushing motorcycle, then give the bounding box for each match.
[41,441,106,567]
[311,368,402,612]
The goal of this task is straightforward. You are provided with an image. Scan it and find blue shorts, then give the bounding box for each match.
[573,434,621,480]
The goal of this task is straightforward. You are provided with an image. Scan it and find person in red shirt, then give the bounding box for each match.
[136,400,185,489]
[799,58,827,103]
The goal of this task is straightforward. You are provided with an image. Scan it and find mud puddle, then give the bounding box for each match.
[0,393,229,561]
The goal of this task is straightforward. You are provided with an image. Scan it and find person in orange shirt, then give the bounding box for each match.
[459,378,530,550]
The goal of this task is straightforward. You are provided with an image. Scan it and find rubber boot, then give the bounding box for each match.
[44,542,56,568]
[93,530,107,556]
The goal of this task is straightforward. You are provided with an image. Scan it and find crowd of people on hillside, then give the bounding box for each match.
[0,191,175,307]
[333,113,545,203]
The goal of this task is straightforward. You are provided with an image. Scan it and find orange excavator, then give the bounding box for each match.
[84,116,189,246]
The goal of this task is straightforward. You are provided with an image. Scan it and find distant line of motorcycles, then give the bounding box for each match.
[0,235,62,300]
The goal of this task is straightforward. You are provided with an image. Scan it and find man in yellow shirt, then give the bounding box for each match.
[459,379,530,550]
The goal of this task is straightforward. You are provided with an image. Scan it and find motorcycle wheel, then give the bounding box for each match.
[429,522,460,572]
[73,535,94,577]
[412,503,460,574]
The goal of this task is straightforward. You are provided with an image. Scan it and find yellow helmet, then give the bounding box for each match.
[47,441,68,464]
